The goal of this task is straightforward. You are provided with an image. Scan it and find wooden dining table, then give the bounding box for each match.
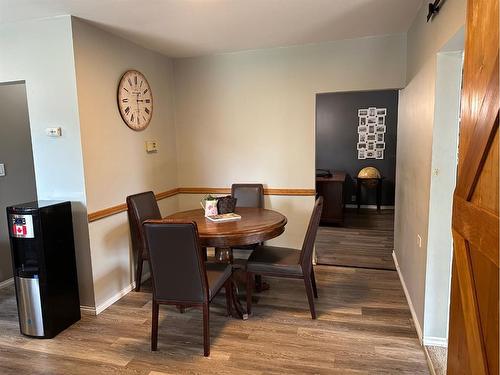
[165,207,287,319]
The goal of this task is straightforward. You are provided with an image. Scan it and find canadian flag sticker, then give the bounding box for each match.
[11,215,34,238]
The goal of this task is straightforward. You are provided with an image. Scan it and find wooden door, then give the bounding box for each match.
[447,0,499,374]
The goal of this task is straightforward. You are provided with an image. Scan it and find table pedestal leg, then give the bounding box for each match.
[214,247,248,320]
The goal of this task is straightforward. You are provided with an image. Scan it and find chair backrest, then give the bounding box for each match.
[143,220,208,303]
[126,191,162,258]
[231,183,264,208]
[299,197,324,271]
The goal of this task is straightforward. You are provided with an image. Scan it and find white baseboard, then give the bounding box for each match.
[392,251,423,345]
[423,336,448,347]
[345,204,394,209]
[0,277,14,289]
[80,272,150,316]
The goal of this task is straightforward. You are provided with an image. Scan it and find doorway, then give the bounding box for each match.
[315,89,398,270]
[0,82,37,289]
[422,28,464,374]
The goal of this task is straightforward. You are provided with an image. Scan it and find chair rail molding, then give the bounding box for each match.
[87,187,316,222]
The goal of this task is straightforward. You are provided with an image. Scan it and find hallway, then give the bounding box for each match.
[316,209,395,270]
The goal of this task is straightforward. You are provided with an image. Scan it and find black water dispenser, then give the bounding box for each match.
[7,201,80,338]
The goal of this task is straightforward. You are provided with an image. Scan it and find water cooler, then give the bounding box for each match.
[7,200,81,338]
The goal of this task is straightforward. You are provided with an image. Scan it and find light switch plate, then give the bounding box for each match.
[0,163,5,177]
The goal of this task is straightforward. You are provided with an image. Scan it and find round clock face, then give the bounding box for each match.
[117,70,153,131]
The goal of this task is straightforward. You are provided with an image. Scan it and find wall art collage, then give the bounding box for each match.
[357,107,387,159]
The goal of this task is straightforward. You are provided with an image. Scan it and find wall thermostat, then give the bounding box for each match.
[45,127,62,137]
[145,141,158,153]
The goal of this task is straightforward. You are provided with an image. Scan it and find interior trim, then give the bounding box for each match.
[392,250,423,344]
[87,187,315,222]
[178,187,316,196]
[88,188,179,222]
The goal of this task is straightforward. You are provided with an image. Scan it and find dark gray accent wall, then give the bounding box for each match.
[0,83,37,283]
[316,90,398,205]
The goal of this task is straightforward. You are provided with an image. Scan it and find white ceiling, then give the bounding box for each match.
[0,0,423,58]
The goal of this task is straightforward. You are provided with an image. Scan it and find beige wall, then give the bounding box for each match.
[0,16,93,306]
[394,0,466,338]
[173,34,407,247]
[71,18,179,309]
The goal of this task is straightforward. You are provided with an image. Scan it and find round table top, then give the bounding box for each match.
[165,207,287,248]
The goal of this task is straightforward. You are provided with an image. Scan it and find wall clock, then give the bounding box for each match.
[117,70,153,131]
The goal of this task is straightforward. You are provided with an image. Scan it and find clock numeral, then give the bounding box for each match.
[144,107,150,115]
[134,75,137,85]
[140,80,143,88]
[143,116,147,121]
[123,87,129,92]
[122,98,128,103]
[131,113,134,122]
[137,116,140,125]
[145,99,151,103]
[127,78,133,87]
[124,106,130,114]
[143,89,148,94]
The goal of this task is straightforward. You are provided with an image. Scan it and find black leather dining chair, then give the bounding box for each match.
[231,183,264,209]
[245,197,323,319]
[143,219,233,357]
[231,183,265,290]
[126,191,162,292]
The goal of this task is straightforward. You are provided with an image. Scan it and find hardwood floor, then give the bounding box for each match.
[0,265,428,374]
[316,208,396,270]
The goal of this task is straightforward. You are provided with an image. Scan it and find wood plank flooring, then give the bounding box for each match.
[316,209,396,270]
[0,265,428,374]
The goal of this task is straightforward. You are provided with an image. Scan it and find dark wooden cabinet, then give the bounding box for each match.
[316,172,346,225]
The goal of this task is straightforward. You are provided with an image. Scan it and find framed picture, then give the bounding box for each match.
[358,109,368,117]
[367,142,375,151]
[376,108,387,116]
[368,107,376,117]
[376,133,384,142]
[376,142,385,150]
[359,133,366,142]
[366,150,375,158]
[359,117,367,126]
[367,116,377,124]
[357,142,366,150]
[368,125,375,133]
[367,134,376,141]
[358,125,367,133]
[375,125,386,133]
[358,149,366,159]
[377,116,385,125]
[376,150,384,159]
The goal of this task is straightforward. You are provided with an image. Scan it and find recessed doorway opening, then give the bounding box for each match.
[314,89,399,271]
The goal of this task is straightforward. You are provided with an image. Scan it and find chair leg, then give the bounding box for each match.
[246,272,253,315]
[135,255,143,292]
[303,275,317,319]
[203,303,210,357]
[224,280,232,317]
[255,274,263,292]
[151,301,159,351]
[311,267,318,298]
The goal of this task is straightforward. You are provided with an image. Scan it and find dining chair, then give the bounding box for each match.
[231,183,265,290]
[143,219,233,357]
[126,191,162,292]
[231,183,264,208]
[245,197,323,319]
